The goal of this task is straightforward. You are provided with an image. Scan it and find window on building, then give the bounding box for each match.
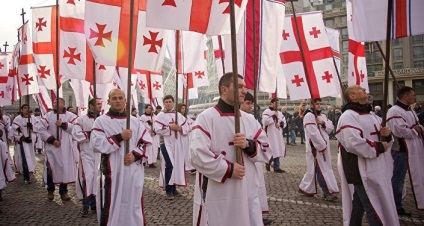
[393,81,405,101]
[369,83,384,104]
[342,28,348,38]
[367,64,383,72]
[413,35,423,44]
[393,62,403,69]
[413,46,424,58]
[341,16,347,25]
[392,39,401,46]
[413,79,424,102]
[68,96,73,107]
[393,48,403,60]
[325,19,334,27]
[342,40,348,52]
[343,53,348,63]
[414,60,424,68]
[325,4,333,10]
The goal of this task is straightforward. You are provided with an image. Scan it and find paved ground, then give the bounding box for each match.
[1,138,424,225]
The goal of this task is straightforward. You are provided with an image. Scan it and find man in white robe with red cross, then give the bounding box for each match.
[92,89,152,225]
[140,104,159,168]
[190,73,272,226]
[336,85,399,226]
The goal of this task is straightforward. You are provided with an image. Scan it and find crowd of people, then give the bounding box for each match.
[0,73,423,225]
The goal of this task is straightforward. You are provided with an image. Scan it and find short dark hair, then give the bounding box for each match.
[67,106,73,111]
[88,98,97,108]
[145,104,152,110]
[270,98,279,103]
[397,86,414,100]
[244,92,254,102]
[21,104,29,110]
[163,95,174,102]
[131,107,137,112]
[218,72,243,95]
[34,108,41,113]
[156,105,162,110]
[177,103,187,117]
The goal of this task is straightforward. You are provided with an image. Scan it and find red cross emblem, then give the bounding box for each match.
[21,74,34,85]
[67,0,77,4]
[38,65,51,79]
[89,23,112,47]
[370,124,381,140]
[0,91,4,98]
[143,31,163,54]
[322,71,333,83]
[282,30,290,40]
[98,64,106,70]
[35,18,47,31]
[348,39,365,85]
[195,71,205,79]
[291,75,304,87]
[309,27,321,38]
[0,62,4,69]
[153,81,162,90]
[63,47,81,65]
[139,81,146,90]
[162,0,176,7]
[23,35,28,44]
[219,0,243,14]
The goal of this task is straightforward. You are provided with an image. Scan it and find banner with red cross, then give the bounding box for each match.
[6,44,20,102]
[136,70,164,105]
[18,22,39,96]
[32,85,53,115]
[211,36,226,79]
[85,0,168,72]
[69,79,91,116]
[0,53,11,106]
[279,12,340,100]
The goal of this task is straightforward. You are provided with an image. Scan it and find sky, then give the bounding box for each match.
[0,0,56,52]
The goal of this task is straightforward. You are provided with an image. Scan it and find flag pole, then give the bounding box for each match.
[218,36,226,74]
[289,0,325,161]
[174,31,180,139]
[124,0,136,154]
[54,1,61,139]
[381,0,393,127]
[20,8,32,128]
[230,0,242,164]
[331,55,345,100]
[375,41,400,89]
[252,0,258,120]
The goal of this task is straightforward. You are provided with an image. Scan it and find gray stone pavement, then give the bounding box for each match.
[1,139,424,225]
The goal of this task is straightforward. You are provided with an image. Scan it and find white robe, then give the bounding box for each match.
[299,112,339,195]
[0,140,15,189]
[139,114,159,165]
[262,108,286,158]
[184,117,195,171]
[336,109,399,226]
[155,111,189,187]
[36,110,78,184]
[11,115,38,175]
[0,115,11,143]
[92,113,152,226]
[190,106,272,226]
[387,104,424,210]
[72,114,100,199]
[34,115,44,150]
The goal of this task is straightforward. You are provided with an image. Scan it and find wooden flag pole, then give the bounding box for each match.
[174,31,180,139]
[289,0,325,161]
[229,0,242,164]
[17,31,21,108]
[375,41,400,89]
[19,8,32,128]
[252,0,258,120]
[218,36,226,74]
[331,54,345,101]
[54,1,60,139]
[381,0,393,127]
[124,0,136,154]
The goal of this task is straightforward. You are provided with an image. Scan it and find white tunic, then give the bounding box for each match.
[139,113,159,165]
[184,117,195,171]
[0,140,15,189]
[336,109,399,226]
[11,115,38,175]
[72,113,100,199]
[190,105,272,226]
[92,113,152,226]
[387,104,424,210]
[299,112,339,195]
[262,108,286,158]
[34,115,44,150]
[0,115,11,142]
[36,110,78,184]
[154,111,189,187]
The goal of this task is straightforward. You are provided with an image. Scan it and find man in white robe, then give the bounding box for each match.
[387,86,424,216]
[36,98,78,201]
[190,73,272,226]
[140,104,159,168]
[92,89,152,226]
[299,99,339,201]
[72,98,102,217]
[34,108,44,154]
[11,104,38,184]
[0,107,11,144]
[262,98,286,173]
[336,85,399,226]
[154,95,189,200]
[0,131,15,201]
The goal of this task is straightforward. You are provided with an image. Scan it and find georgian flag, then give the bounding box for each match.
[351,0,424,41]
[146,0,248,35]
[223,0,286,93]
[6,44,20,102]
[0,53,11,106]
[347,0,368,92]
[177,74,198,100]
[211,36,226,79]
[18,22,39,96]
[32,6,59,90]
[325,27,342,98]
[280,12,340,100]
[33,85,53,115]
[85,0,168,72]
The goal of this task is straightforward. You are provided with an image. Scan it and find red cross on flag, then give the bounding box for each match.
[32,6,59,91]
[223,0,286,94]
[351,0,424,41]
[18,22,39,96]
[325,27,342,98]
[85,0,168,72]
[0,53,11,106]
[279,12,340,100]
[211,36,226,79]
[6,44,20,102]
[177,74,198,100]
[347,0,368,92]
[33,85,53,115]
[146,0,248,35]
[112,68,138,100]
[70,79,91,116]
[136,70,164,104]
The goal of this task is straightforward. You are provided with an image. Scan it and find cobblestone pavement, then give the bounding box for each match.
[1,139,423,225]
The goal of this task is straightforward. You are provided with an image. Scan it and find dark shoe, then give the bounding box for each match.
[265,165,270,172]
[324,194,338,202]
[301,142,305,144]
[298,189,314,197]
[166,194,174,200]
[61,194,71,201]
[47,192,54,200]
[174,190,182,197]
[91,206,97,212]
[0,196,3,201]
[397,208,412,217]
[81,206,89,217]
[274,169,285,173]
[263,218,273,226]
[148,164,156,168]
[24,180,32,185]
